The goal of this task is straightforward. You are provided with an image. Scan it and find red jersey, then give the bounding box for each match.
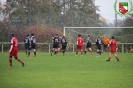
[109,39,117,53]
[77,37,84,46]
[9,37,18,53]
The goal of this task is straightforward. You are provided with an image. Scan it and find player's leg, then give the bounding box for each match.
[9,56,13,67]
[102,44,104,52]
[14,56,24,67]
[54,48,56,55]
[80,49,83,55]
[55,49,59,55]
[96,45,99,56]
[54,44,58,55]
[55,44,59,55]
[54,48,58,55]
[27,47,31,57]
[62,49,66,56]
[76,45,79,55]
[89,47,93,55]
[99,47,102,56]
[9,50,15,67]
[13,50,24,67]
[62,45,66,56]
[104,44,109,52]
[76,47,78,55]
[52,44,56,55]
[33,44,36,57]
[57,47,60,53]
[84,48,87,55]
[96,48,100,56]
[106,52,112,62]
[58,44,61,52]
[62,49,65,55]
[25,45,28,55]
[113,53,119,62]
[84,45,87,55]
[80,46,83,55]
[33,49,36,57]
[96,49,99,56]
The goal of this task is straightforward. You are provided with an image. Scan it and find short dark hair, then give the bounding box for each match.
[111,36,114,39]
[27,34,29,37]
[62,36,65,38]
[98,35,100,38]
[11,33,15,37]
[31,33,34,36]
[78,34,81,37]
[88,35,90,37]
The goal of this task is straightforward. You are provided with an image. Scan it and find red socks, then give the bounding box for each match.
[56,51,58,54]
[108,57,111,60]
[76,50,78,54]
[9,58,12,67]
[115,56,119,60]
[17,58,20,62]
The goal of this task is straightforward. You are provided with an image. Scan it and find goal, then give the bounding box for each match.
[63,27,133,53]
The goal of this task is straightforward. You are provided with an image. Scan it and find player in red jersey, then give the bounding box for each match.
[9,33,24,67]
[106,36,119,62]
[76,34,84,55]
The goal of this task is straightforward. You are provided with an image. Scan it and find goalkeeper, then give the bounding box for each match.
[102,36,110,52]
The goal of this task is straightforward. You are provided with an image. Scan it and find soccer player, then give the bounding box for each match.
[95,35,102,57]
[84,35,93,55]
[24,34,30,56]
[51,34,60,56]
[9,33,24,67]
[61,36,68,56]
[106,36,119,62]
[28,33,36,57]
[102,36,110,52]
[76,34,84,55]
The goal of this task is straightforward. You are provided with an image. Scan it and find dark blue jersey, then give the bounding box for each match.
[24,37,30,45]
[96,38,102,46]
[87,37,92,44]
[61,38,67,45]
[53,36,59,44]
[31,36,36,44]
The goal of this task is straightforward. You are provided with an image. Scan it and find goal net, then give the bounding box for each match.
[64,27,133,53]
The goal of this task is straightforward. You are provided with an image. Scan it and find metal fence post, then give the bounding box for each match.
[73,43,74,52]
[122,43,124,53]
[2,43,3,53]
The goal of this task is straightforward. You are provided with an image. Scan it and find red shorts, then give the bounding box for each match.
[10,49,18,56]
[110,49,116,54]
[76,45,83,50]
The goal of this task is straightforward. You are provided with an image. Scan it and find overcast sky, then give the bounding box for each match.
[1,0,131,23]
[95,0,128,23]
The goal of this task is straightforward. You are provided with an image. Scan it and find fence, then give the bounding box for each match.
[0,42,133,53]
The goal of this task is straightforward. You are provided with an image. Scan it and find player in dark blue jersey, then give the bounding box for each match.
[51,34,60,56]
[24,34,30,56]
[95,35,102,57]
[84,35,93,55]
[61,36,68,56]
[28,33,36,57]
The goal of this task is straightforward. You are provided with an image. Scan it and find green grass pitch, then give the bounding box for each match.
[0,52,133,88]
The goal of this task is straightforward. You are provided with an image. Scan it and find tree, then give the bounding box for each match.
[0,0,101,43]
[1,0,100,27]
